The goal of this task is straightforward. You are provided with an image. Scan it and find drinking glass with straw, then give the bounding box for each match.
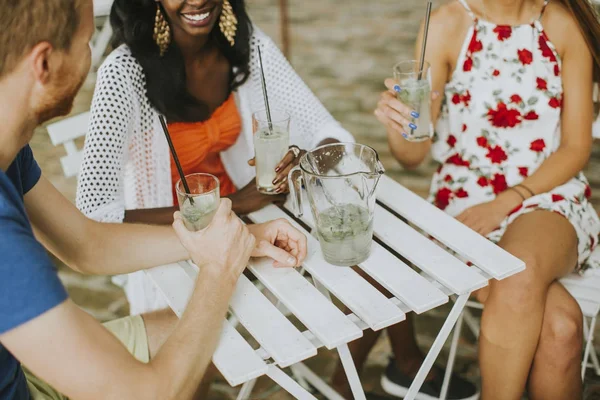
[392,1,434,142]
[159,115,220,231]
[253,46,291,194]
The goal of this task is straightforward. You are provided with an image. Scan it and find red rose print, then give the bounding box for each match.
[585,185,592,199]
[447,135,457,147]
[529,138,546,152]
[492,69,500,77]
[461,91,472,107]
[554,64,560,77]
[486,145,508,164]
[463,57,473,72]
[462,124,467,132]
[524,111,539,120]
[510,94,523,104]
[518,167,529,177]
[468,32,483,54]
[493,25,512,41]
[476,136,488,148]
[508,203,523,216]
[452,94,461,104]
[455,188,469,198]
[446,154,470,167]
[477,176,489,187]
[591,235,596,249]
[548,97,561,108]
[487,102,522,128]
[536,78,547,90]
[518,49,533,65]
[539,35,557,62]
[444,174,452,182]
[490,173,508,194]
[551,194,565,202]
[526,203,539,209]
[435,188,453,210]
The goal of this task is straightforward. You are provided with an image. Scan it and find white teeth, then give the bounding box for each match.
[183,12,210,22]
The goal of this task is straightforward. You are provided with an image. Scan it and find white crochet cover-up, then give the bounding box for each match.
[76,26,355,314]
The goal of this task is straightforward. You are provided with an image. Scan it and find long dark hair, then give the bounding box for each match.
[110,0,252,122]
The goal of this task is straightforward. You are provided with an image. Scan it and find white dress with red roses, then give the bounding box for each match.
[429,0,600,269]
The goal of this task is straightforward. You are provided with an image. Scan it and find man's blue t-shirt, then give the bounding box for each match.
[0,146,68,399]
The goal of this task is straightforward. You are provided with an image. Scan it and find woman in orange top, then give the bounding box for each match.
[168,94,242,205]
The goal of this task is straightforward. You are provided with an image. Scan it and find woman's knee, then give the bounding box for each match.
[538,301,583,360]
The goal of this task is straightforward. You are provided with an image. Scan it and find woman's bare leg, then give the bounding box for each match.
[478,211,578,400]
[528,282,583,400]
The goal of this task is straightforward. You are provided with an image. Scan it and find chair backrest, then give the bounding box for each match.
[93,0,113,17]
[91,0,114,69]
[46,112,90,178]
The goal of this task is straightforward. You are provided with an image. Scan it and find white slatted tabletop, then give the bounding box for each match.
[377,175,526,280]
[147,176,525,399]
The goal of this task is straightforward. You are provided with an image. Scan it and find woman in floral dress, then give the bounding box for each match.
[375,0,600,398]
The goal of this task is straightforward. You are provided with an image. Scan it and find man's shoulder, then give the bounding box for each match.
[0,173,28,233]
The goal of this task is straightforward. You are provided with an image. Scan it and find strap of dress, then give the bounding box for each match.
[536,0,550,21]
[457,0,476,20]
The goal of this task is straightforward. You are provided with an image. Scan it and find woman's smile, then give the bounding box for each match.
[179,2,218,28]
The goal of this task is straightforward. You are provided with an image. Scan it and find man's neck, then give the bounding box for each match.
[0,77,36,172]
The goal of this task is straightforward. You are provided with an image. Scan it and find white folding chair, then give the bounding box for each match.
[594,83,600,139]
[91,0,114,71]
[46,112,90,178]
[441,244,600,396]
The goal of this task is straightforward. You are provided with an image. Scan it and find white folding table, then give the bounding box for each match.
[146,175,525,400]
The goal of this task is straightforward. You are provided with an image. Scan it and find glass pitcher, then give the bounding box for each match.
[288,143,385,266]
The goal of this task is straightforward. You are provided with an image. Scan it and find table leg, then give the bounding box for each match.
[404,293,470,400]
[439,309,465,400]
[312,275,364,399]
[266,365,318,400]
[236,379,257,400]
[290,363,346,400]
[337,344,367,400]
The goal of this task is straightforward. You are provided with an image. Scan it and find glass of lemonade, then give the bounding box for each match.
[175,173,220,231]
[252,108,291,194]
[393,60,433,142]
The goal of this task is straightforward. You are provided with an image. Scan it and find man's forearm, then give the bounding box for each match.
[148,267,236,399]
[123,206,178,225]
[82,221,189,275]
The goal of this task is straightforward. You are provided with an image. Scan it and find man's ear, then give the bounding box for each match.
[28,42,54,85]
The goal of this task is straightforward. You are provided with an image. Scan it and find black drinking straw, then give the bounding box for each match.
[411,1,433,136]
[257,46,273,133]
[158,115,194,205]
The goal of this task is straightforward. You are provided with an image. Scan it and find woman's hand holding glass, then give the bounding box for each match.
[248,145,306,194]
[375,78,439,141]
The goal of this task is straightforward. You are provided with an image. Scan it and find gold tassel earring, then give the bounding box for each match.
[153,3,171,56]
[219,0,238,47]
